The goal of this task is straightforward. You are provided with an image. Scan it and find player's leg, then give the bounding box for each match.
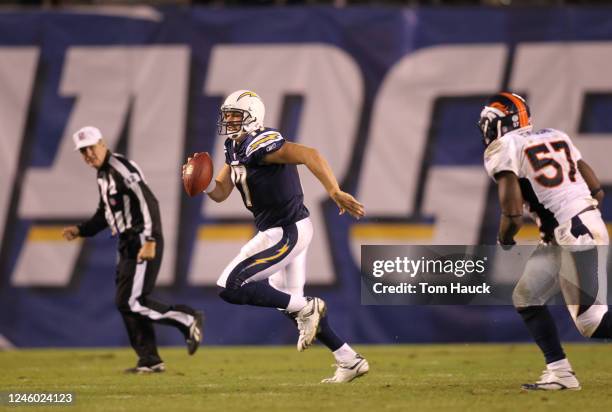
[217,218,327,349]
[513,244,579,390]
[271,250,344,352]
[270,253,347,352]
[217,219,311,311]
[115,255,164,373]
[270,250,369,383]
[559,209,612,339]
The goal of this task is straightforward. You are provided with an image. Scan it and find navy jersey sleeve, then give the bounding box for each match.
[77,197,108,237]
[244,131,285,166]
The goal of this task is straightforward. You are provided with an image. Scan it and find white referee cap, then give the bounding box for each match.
[73,126,102,150]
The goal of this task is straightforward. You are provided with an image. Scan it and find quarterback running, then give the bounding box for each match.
[184,90,369,383]
[480,92,611,391]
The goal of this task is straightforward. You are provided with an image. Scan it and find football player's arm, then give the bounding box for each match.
[264,142,365,219]
[577,159,604,207]
[495,171,523,245]
[206,164,234,203]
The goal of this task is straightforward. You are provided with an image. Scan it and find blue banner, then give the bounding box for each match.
[1,6,611,347]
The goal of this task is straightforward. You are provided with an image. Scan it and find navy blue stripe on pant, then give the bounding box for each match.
[225,224,299,290]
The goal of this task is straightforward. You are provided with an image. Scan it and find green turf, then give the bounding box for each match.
[2,344,612,411]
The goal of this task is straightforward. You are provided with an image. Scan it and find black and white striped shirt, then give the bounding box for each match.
[78,151,161,241]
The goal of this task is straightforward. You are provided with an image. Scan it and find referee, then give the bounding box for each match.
[62,126,203,373]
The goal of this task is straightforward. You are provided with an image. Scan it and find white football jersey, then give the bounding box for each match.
[484,127,593,226]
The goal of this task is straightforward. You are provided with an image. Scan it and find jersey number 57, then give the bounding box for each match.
[525,140,577,188]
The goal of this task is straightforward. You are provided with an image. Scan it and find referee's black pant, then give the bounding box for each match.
[115,232,196,367]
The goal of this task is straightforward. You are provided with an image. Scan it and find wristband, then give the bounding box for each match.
[591,187,603,197]
[145,236,156,242]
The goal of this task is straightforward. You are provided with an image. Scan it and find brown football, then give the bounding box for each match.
[183,152,213,197]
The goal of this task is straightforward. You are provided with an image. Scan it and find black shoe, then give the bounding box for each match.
[186,311,204,356]
[124,362,166,374]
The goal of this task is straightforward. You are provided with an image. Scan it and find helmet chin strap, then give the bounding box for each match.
[229,130,247,141]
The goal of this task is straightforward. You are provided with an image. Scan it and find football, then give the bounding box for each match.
[183,152,213,197]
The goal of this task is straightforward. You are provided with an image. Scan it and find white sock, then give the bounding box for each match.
[286,295,308,313]
[333,343,357,363]
[547,358,572,371]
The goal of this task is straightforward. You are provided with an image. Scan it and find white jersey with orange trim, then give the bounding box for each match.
[484,127,594,227]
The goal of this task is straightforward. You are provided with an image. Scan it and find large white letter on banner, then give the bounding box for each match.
[511,42,612,182]
[354,45,506,253]
[14,46,189,286]
[0,48,39,251]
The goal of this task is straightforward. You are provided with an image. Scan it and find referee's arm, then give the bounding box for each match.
[133,182,160,262]
[78,197,109,236]
[137,182,162,242]
[62,197,108,241]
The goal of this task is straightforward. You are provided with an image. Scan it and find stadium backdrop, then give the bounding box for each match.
[0,6,611,347]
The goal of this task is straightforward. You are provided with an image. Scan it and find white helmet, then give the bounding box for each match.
[218,90,265,140]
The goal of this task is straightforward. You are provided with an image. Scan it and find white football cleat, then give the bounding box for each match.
[521,368,581,391]
[295,297,326,352]
[321,355,369,383]
[124,362,166,374]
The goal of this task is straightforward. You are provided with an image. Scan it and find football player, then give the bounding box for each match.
[184,90,368,383]
[480,92,611,391]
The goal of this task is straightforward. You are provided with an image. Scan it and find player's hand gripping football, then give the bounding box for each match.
[137,240,156,263]
[62,226,80,241]
[330,189,366,219]
[181,154,195,179]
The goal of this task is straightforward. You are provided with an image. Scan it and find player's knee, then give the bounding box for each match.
[575,306,609,338]
[218,286,248,305]
[115,295,146,314]
[512,286,530,309]
[515,305,544,322]
[115,298,132,313]
[216,272,242,289]
[216,277,227,288]
[575,317,593,338]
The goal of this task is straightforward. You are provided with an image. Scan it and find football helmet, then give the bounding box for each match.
[478,92,531,147]
[218,90,265,140]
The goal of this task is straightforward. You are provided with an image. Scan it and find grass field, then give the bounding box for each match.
[2,344,612,411]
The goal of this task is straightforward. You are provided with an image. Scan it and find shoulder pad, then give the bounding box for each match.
[245,131,284,157]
